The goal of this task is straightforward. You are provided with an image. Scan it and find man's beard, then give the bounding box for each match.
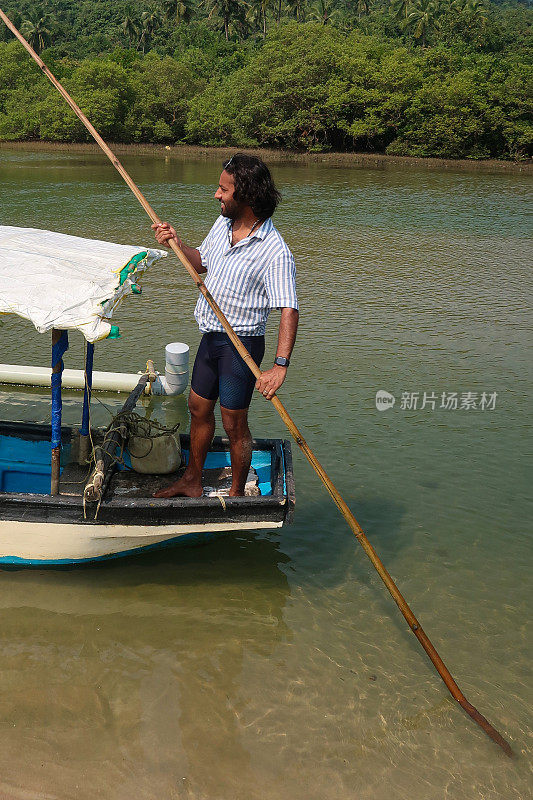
[220,198,244,220]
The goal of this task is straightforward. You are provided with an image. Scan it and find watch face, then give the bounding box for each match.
[275,357,289,367]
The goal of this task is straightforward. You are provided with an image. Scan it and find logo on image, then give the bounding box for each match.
[375,390,396,411]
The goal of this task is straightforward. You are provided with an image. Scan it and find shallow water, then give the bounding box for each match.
[0,149,531,800]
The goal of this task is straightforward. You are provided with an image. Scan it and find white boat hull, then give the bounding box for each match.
[0,518,283,566]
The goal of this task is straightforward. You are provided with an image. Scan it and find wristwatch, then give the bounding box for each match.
[274,356,290,368]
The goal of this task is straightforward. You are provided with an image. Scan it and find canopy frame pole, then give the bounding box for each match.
[51,328,68,495]
[79,342,94,465]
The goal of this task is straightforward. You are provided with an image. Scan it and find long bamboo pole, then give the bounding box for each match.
[0,8,513,757]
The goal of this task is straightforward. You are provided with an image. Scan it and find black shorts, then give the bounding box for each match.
[191,332,265,410]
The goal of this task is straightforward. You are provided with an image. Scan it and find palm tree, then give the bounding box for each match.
[406,0,441,46]
[247,0,270,36]
[121,9,140,46]
[201,0,242,40]
[20,13,53,54]
[390,0,410,21]
[139,8,162,53]
[285,0,307,22]
[161,0,194,25]
[463,0,488,27]
[309,0,339,25]
[246,0,263,34]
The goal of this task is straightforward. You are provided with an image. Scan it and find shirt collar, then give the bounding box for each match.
[254,217,273,240]
[225,216,273,243]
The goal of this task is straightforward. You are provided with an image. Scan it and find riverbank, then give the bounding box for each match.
[1,141,531,175]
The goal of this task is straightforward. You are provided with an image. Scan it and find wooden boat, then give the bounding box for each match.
[0,227,295,566]
[0,421,295,566]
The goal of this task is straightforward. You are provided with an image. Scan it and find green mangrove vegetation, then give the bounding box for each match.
[0,0,531,159]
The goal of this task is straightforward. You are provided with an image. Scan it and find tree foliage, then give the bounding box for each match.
[0,0,530,158]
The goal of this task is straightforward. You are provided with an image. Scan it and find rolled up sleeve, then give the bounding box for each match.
[264,251,299,311]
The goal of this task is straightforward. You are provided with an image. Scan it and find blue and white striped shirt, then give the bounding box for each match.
[195,216,298,336]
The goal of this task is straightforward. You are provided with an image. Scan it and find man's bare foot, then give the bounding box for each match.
[153,474,203,498]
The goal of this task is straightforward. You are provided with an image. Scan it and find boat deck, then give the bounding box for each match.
[59,463,261,499]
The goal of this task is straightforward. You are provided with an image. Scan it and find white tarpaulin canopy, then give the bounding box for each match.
[0,226,167,342]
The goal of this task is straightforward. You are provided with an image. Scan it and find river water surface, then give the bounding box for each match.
[0,149,531,800]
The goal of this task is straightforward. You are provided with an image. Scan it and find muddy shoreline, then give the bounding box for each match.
[1,140,531,175]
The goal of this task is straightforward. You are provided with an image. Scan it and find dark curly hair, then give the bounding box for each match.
[222,153,281,220]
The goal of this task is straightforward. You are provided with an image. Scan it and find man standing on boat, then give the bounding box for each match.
[152,153,299,498]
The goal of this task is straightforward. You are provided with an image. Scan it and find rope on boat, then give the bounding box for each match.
[83,457,104,520]
[119,412,181,460]
[83,409,180,520]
